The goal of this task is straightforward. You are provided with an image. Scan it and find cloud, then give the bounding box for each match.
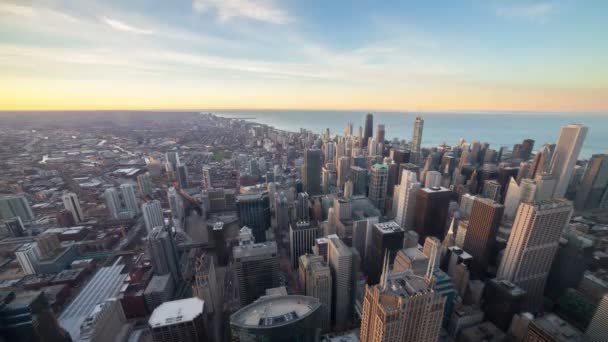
[192,0,292,24]
[100,17,154,34]
[496,2,558,24]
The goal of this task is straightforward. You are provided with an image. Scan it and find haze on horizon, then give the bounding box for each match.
[1,0,607,112]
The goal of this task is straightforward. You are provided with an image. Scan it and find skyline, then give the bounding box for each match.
[1,0,607,112]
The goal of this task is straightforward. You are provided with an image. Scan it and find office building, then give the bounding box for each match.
[369,164,388,213]
[290,221,317,269]
[483,279,526,331]
[549,124,588,199]
[375,124,385,144]
[303,148,322,196]
[394,169,421,231]
[120,183,139,216]
[275,192,290,233]
[138,172,153,196]
[4,216,25,237]
[15,242,39,275]
[575,154,608,210]
[461,198,504,276]
[0,194,34,222]
[148,226,181,286]
[363,113,373,147]
[104,188,122,219]
[327,234,353,329]
[296,192,310,222]
[525,313,585,342]
[167,186,184,223]
[411,116,424,155]
[350,166,367,196]
[142,200,164,233]
[149,297,207,342]
[145,274,174,312]
[586,294,608,342]
[425,170,442,188]
[360,268,445,342]
[176,162,189,189]
[299,254,332,332]
[497,199,573,311]
[233,233,279,306]
[230,295,322,342]
[482,180,501,202]
[62,192,84,223]
[415,186,452,241]
[78,298,131,342]
[236,192,271,242]
[368,221,405,284]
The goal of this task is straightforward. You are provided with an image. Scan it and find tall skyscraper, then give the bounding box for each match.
[368,221,405,284]
[575,154,608,210]
[375,124,385,144]
[296,192,310,222]
[142,200,164,233]
[303,148,322,196]
[299,254,332,332]
[327,234,353,329]
[461,198,504,276]
[167,187,184,222]
[350,165,367,196]
[104,188,122,219]
[120,183,139,216]
[148,297,207,342]
[62,192,84,223]
[337,156,351,188]
[549,124,588,198]
[176,163,189,189]
[369,164,389,213]
[363,113,373,147]
[410,117,424,164]
[415,187,452,242]
[0,194,34,222]
[236,192,271,243]
[345,122,353,136]
[395,170,421,230]
[586,294,608,342]
[425,170,442,188]
[148,226,181,286]
[137,172,153,196]
[275,192,290,233]
[497,199,573,310]
[290,221,317,269]
[165,151,180,171]
[360,267,445,342]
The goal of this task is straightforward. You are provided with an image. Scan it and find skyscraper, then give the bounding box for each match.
[337,156,351,188]
[497,199,573,311]
[394,170,421,230]
[296,192,310,222]
[137,172,153,196]
[360,267,445,342]
[275,192,290,233]
[410,116,424,164]
[104,188,122,219]
[368,221,405,285]
[62,192,84,223]
[142,200,164,233]
[290,221,317,269]
[303,148,322,196]
[327,234,353,329]
[299,254,332,332]
[375,124,385,144]
[575,154,608,210]
[461,198,504,276]
[120,183,139,216]
[415,186,452,242]
[350,165,367,196]
[0,194,34,222]
[167,187,184,223]
[363,113,373,147]
[148,297,207,342]
[148,226,181,286]
[176,163,189,189]
[369,164,389,213]
[236,192,271,243]
[549,124,588,199]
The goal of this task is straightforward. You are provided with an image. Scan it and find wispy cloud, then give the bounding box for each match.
[496,2,558,24]
[192,0,292,24]
[100,17,154,34]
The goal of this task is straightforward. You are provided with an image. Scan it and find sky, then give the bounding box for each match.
[0,0,607,112]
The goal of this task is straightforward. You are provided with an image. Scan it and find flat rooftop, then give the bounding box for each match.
[374,221,404,233]
[149,297,204,328]
[231,295,320,328]
[233,241,277,259]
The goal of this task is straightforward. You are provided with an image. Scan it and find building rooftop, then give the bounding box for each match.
[148,297,204,328]
[421,186,451,193]
[231,295,320,328]
[374,221,404,234]
[233,241,277,260]
[144,274,172,294]
[531,313,585,341]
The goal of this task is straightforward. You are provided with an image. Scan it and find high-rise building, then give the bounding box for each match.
[327,234,353,329]
[15,242,39,275]
[104,188,122,219]
[415,187,452,242]
[233,233,279,306]
[549,124,588,199]
[368,221,405,284]
[62,192,84,223]
[230,295,322,342]
[120,183,139,216]
[345,122,353,136]
[290,221,317,269]
[369,164,389,213]
[137,172,153,196]
[148,297,207,342]
[575,154,608,210]
[425,170,442,188]
[303,148,322,196]
[275,192,290,233]
[296,192,310,222]
[483,279,526,331]
[176,163,189,189]
[4,216,25,237]
[360,268,445,342]
[299,254,332,332]
[350,166,367,196]
[586,294,608,342]
[0,194,34,222]
[497,199,573,311]
[395,170,421,230]
[375,124,385,144]
[482,180,501,202]
[363,113,374,147]
[148,226,181,286]
[461,198,504,276]
[165,151,180,171]
[167,186,184,223]
[236,192,271,243]
[142,200,164,233]
[410,117,424,165]
[337,156,351,188]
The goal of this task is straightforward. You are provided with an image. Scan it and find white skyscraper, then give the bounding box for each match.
[424,170,442,188]
[497,199,573,311]
[411,116,424,153]
[167,187,184,222]
[120,183,139,216]
[15,242,39,275]
[395,170,421,230]
[104,188,122,219]
[549,124,588,199]
[62,192,84,223]
[142,200,164,233]
[0,194,34,222]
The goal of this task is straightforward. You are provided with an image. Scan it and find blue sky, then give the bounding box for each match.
[0,0,606,111]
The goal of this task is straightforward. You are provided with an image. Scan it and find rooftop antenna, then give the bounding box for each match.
[380,249,390,291]
[425,242,437,288]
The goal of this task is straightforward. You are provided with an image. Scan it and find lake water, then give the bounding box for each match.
[214,110,607,158]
